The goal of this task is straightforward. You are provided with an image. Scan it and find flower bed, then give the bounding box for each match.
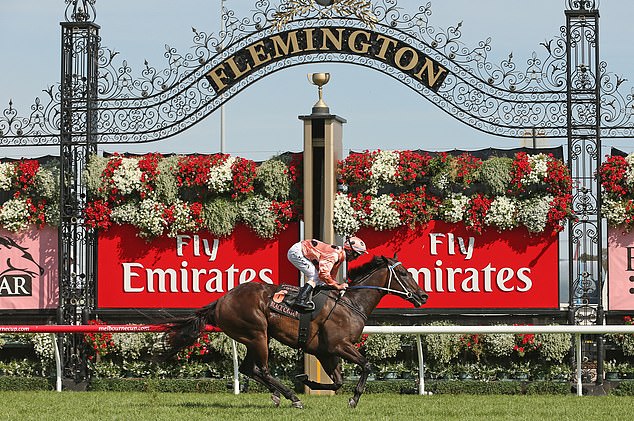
[84,153,302,239]
[0,159,59,232]
[334,150,574,236]
[599,152,634,228]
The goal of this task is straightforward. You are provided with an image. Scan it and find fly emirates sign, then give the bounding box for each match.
[355,222,559,310]
[97,224,299,309]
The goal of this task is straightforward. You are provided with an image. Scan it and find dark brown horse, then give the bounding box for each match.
[161,255,428,408]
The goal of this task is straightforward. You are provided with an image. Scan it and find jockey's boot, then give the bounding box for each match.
[294,284,315,311]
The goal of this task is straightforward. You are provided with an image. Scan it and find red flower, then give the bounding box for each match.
[464,194,492,234]
[338,150,376,187]
[84,200,112,230]
[231,157,257,199]
[391,186,440,227]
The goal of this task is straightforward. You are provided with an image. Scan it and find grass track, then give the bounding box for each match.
[1,392,634,421]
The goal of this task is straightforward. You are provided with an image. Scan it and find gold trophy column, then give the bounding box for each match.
[299,73,345,395]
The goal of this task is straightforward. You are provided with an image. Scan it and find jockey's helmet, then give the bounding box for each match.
[344,236,368,255]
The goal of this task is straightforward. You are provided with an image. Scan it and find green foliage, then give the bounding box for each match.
[239,195,277,238]
[364,334,403,362]
[84,155,108,199]
[268,339,301,376]
[202,198,239,236]
[482,332,515,358]
[255,159,291,199]
[525,381,571,395]
[0,377,52,391]
[153,156,180,202]
[208,334,247,360]
[535,332,572,362]
[611,380,634,396]
[427,380,523,395]
[421,322,461,366]
[478,157,513,195]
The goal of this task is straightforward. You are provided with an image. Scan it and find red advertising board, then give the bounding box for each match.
[608,227,634,311]
[0,225,58,310]
[97,223,300,309]
[352,222,559,310]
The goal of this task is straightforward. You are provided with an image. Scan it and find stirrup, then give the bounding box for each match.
[295,300,315,311]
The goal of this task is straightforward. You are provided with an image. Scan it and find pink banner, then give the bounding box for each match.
[0,226,58,310]
[608,227,634,311]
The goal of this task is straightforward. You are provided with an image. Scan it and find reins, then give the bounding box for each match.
[346,260,413,300]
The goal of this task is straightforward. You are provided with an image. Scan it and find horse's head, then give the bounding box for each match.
[381,256,428,307]
[0,236,44,277]
[348,255,428,307]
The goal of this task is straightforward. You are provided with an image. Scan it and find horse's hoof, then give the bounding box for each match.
[348,398,357,408]
[291,401,304,409]
[271,393,281,407]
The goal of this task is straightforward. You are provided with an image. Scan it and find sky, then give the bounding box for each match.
[2,0,634,162]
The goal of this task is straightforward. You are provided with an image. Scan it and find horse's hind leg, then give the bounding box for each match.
[241,341,304,409]
[253,365,303,409]
[238,352,282,407]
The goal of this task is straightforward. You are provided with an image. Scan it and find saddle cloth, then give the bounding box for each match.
[269,284,329,320]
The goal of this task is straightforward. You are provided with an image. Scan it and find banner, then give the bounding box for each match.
[608,227,634,311]
[353,222,559,310]
[0,225,58,310]
[97,223,300,309]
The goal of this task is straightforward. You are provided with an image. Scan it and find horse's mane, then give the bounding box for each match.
[347,256,386,284]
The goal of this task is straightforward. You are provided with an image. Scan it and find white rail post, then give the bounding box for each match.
[232,339,240,394]
[416,334,425,395]
[52,333,62,392]
[576,333,582,396]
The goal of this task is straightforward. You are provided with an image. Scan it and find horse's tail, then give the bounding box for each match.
[159,301,218,361]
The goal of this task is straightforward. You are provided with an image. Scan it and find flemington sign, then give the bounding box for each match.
[206,26,449,95]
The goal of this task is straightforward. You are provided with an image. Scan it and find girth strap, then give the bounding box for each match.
[297,311,311,349]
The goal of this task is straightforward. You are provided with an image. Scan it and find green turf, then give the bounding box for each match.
[0,392,633,421]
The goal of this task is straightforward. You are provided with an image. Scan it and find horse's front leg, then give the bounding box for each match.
[337,344,372,408]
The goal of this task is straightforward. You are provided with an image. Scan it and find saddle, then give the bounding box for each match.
[269,284,332,349]
[269,284,329,320]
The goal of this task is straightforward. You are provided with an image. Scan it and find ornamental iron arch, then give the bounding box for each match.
[0,0,621,382]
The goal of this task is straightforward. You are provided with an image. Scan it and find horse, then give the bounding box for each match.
[161,255,428,409]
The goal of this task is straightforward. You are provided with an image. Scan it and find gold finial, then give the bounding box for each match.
[307,73,331,114]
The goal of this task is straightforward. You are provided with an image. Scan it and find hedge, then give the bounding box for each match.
[0,376,616,396]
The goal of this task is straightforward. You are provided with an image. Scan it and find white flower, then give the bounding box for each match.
[603,198,627,226]
[518,195,553,232]
[0,162,14,191]
[521,154,549,185]
[135,199,167,237]
[0,198,31,232]
[441,193,469,223]
[207,156,235,193]
[368,150,398,194]
[111,199,166,238]
[625,154,634,187]
[485,196,518,230]
[111,158,142,195]
[333,192,360,236]
[167,200,198,237]
[367,194,400,231]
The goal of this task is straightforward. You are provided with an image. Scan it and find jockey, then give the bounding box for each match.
[287,236,368,311]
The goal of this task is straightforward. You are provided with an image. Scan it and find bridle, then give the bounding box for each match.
[347,259,414,300]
